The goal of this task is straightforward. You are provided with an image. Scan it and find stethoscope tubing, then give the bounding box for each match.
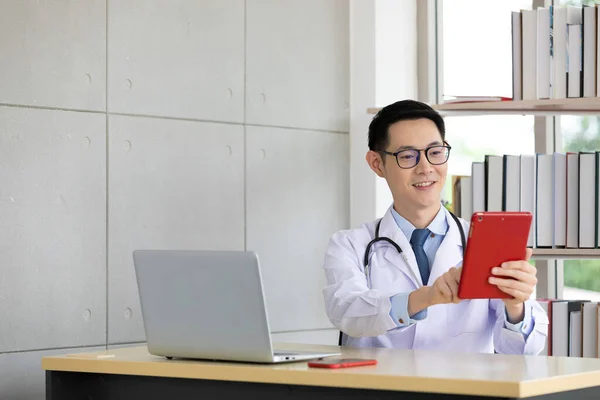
[363,211,466,288]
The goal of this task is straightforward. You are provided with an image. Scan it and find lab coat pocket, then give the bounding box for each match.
[446,300,489,337]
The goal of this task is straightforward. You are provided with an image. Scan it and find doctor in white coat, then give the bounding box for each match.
[323,100,548,354]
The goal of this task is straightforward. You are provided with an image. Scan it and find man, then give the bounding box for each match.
[322,100,548,354]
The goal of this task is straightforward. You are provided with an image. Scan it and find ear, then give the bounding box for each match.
[365,150,385,178]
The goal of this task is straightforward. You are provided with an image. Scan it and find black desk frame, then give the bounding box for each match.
[46,370,600,400]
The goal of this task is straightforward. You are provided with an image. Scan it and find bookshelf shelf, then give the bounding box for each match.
[532,249,600,260]
[367,97,600,116]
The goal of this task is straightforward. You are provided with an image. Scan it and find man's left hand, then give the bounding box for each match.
[488,248,536,322]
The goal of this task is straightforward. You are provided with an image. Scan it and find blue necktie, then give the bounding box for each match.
[410,228,431,285]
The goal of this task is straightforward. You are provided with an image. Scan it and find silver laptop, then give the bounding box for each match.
[133,250,340,363]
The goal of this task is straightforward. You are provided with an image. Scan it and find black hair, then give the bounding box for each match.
[367,99,446,151]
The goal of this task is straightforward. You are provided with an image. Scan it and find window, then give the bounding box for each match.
[441,0,535,202]
[440,0,537,298]
[557,0,600,302]
[442,0,533,99]
[561,116,600,302]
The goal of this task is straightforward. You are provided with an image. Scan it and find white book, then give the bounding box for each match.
[552,301,569,357]
[460,177,473,221]
[582,302,597,358]
[579,152,596,248]
[567,6,583,43]
[597,305,600,357]
[485,155,503,212]
[583,5,597,97]
[570,310,582,357]
[568,24,583,97]
[538,300,551,356]
[538,7,551,99]
[552,6,568,99]
[554,153,567,248]
[472,162,485,213]
[536,154,554,248]
[512,11,522,100]
[569,301,590,356]
[596,151,600,248]
[567,6,583,98]
[503,155,521,211]
[522,10,538,100]
[567,153,579,248]
[596,5,600,96]
[520,155,536,247]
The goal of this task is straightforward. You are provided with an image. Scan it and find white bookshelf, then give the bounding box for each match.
[367,98,600,116]
[532,249,600,260]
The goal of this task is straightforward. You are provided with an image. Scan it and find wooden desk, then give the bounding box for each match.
[42,343,600,399]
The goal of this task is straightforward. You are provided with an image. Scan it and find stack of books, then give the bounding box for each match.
[453,152,600,249]
[538,299,600,358]
[512,5,599,101]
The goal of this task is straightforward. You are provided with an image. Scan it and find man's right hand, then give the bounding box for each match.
[426,267,462,306]
[407,267,462,316]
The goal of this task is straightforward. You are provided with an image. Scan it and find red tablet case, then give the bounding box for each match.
[457,212,532,299]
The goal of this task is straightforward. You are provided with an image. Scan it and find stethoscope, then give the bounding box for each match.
[362,211,467,288]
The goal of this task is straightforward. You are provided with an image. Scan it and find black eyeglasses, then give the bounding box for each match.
[377,144,451,169]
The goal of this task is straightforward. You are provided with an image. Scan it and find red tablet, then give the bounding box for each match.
[457,211,532,299]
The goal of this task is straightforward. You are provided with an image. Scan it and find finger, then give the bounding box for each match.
[501,260,537,275]
[495,285,530,302]
[435,280,453,302]
[490,276,532,291]
[489,277,535,298]
[525,247,533,261]
[442,275,459,303]
[446,276,460,303]
[491,267,538,285]
[449,267,461,283]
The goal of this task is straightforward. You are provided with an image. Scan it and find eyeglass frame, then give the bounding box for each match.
[376,143,452,169]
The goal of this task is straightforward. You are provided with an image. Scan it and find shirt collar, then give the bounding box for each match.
[390,204,448,240]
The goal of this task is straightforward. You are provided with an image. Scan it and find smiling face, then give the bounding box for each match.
[366,118,448,225]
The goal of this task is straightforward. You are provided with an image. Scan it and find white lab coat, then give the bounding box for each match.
[322,206,548,354]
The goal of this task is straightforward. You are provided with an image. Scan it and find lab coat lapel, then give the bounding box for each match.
[379,207,423,287]
[428,207,465,284]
